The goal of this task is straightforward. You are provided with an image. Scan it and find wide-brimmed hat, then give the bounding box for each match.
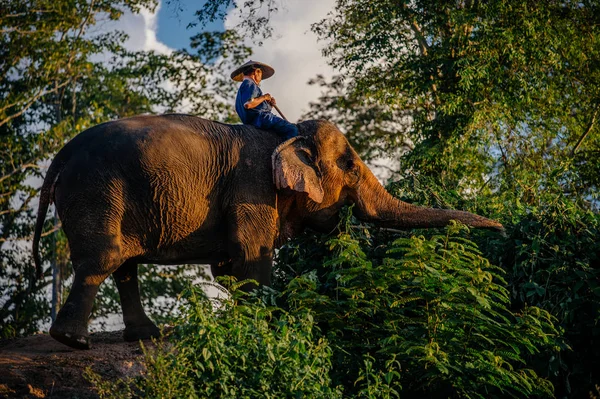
[230,60,275,82]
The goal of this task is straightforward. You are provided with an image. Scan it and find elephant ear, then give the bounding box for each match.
[272,137,324,203]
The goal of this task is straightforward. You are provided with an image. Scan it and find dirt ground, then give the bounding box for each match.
[0,331,149,399]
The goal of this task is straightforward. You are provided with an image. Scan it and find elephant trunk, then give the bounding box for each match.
[355,167,504,231]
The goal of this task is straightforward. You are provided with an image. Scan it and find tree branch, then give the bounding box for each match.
[0,80,71,128]
[571,104,599,156]
[0,223,62,244]
[408,18,440,107]
[0,192,35,216]
[0,162,40,184]
[410,20,430,56]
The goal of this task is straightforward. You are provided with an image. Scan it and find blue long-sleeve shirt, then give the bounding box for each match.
[235,78,273,124]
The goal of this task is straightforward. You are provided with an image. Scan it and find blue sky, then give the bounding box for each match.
[156,0,225,51]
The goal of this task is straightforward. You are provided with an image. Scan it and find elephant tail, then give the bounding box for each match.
[32,155,66,281]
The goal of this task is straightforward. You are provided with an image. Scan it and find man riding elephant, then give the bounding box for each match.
[231,60,299,140]
[33,114,504,350]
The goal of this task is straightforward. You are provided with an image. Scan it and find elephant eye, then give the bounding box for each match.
[345,166,360,187]
[346,159,355,170]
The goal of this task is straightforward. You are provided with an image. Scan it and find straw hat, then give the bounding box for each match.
[230,60,275,82]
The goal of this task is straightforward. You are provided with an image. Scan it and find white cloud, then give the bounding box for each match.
[224,0,337,122]
[96,3,173,54]
[139,6,173,54]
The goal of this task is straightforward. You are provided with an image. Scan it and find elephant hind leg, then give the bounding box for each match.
[50,237,124,350]
[112,260,159,342]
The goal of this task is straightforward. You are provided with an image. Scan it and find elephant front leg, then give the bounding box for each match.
[229,242,274,290]
[227,207,277,290]
[210,259,233,280]
[112,260,160,342]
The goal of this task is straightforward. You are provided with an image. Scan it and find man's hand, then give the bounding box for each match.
[263,93,276,105]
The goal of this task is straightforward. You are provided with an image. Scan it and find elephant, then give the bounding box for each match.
[32,114,503,350]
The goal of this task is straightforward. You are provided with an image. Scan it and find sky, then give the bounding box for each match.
[115,0,337,122]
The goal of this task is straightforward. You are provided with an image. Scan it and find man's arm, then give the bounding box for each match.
[244,93,275,109]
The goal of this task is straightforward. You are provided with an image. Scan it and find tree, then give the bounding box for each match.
[307,1,599,196]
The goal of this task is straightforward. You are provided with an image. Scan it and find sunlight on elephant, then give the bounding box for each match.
[32,115,503,349]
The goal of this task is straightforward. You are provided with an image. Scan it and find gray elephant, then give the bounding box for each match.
[32,115,503,350]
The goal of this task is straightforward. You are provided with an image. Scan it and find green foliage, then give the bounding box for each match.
[276,214,558,398]
[500,182,600,394]
[307,0,600,197]
[386,166,600,395]
[88,282,341,398]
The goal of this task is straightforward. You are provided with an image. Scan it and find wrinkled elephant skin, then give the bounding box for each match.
[32,115,503,349]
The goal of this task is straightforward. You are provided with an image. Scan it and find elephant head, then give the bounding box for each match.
[273,120,503,233]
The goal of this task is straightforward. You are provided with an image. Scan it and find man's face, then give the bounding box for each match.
[253,68,263,84]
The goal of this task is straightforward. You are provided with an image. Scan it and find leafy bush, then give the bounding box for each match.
[387,169,600,396]
[501,187,600,396]
[384,170,600,397]
[278,218,559,398]
[88,280,341,399]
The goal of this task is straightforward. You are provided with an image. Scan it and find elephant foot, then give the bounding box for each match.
[49,324,91,350]
[123,322,160,342]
